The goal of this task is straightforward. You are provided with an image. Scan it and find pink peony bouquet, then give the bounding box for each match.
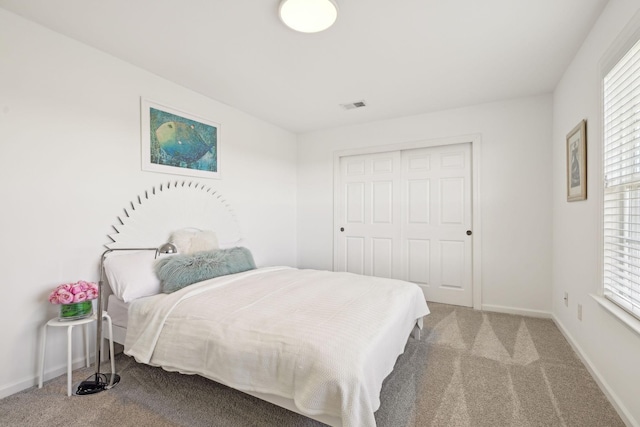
[48,280,99,305]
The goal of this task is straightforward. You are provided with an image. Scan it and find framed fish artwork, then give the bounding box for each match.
[141,98,220,179]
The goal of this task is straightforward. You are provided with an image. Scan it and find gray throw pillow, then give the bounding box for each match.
[155,247,256,293]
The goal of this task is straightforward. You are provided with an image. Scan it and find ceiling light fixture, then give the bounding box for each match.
[279,0,338,33]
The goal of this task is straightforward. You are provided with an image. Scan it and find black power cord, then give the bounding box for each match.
[76,373,120,395]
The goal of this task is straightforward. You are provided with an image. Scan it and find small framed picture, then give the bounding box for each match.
[141,98,220,179]
[567,120,587,202]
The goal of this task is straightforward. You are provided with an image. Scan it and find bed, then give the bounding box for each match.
[102,181,430,427]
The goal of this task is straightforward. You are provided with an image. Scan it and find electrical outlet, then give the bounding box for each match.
[578,304,582,321]
[564,292,569,307]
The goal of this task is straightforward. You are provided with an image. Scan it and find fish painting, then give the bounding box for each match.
[155,121,212,163]
[145,103,218,177]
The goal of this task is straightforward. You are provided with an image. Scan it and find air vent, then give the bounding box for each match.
[340,100,367,110]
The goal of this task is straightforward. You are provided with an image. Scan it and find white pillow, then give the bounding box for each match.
[103,251,167,302]
[169,229,219,254]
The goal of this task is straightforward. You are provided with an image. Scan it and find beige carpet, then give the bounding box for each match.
[0,303,625,426]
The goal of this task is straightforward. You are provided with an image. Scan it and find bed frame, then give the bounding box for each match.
[103,180,422,427]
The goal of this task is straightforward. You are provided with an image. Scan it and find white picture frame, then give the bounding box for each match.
[567,119,586,202]
[141,98,220,179]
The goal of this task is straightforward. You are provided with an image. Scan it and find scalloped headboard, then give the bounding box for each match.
[106,181,242,249]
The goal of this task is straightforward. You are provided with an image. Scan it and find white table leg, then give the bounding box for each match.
[38,324,47,389]
[66,325,72,396]
[83,323,90,367]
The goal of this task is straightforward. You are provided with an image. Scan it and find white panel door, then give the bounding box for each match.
[336,143,473,307]
[401,143,472,306]
[336,151,401,278]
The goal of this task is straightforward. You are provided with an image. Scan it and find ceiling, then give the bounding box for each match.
[1,0,608,133]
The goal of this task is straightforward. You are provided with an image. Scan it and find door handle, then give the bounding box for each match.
[466,230,472,236]
[340,227,345,232]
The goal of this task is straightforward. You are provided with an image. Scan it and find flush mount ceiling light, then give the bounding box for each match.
[279,0,338,33]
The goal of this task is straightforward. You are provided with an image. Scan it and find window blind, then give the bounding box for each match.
[603,37,640,321]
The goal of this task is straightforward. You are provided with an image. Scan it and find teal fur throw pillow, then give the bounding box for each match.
[155,247,256,293]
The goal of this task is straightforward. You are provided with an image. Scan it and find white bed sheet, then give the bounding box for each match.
[125,266,429,427]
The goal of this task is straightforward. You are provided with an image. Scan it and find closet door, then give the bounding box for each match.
[336,151,402,279]
[336,143,472,307]
[401,143,472,307]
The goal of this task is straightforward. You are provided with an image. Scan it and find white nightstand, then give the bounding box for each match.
[38,311,116,396]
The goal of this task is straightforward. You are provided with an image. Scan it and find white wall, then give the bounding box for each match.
[6,3,637,423]
[297,95,554,316]
[552,0,640,425]
[0,8,298,397]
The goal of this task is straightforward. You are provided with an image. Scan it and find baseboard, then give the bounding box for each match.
[0,355,95,400]
[552,314,638,427]
[481,304,552,318]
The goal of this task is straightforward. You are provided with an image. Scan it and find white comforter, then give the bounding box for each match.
[125,267,429,427]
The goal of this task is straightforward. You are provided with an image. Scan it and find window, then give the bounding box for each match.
[603,37,640,321]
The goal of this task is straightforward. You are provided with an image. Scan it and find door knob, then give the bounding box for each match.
[340,227,344,232]
[466,230,472,236]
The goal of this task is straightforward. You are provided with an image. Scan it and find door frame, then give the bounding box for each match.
[332,134,483,310]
